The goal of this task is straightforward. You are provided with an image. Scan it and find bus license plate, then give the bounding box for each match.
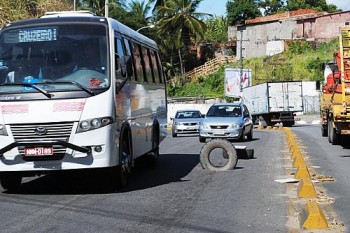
[24,147,53,156]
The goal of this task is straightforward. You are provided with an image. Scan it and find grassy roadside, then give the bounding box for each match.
[168,38,339,98]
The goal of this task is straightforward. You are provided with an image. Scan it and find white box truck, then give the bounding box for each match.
[242,81,304,127]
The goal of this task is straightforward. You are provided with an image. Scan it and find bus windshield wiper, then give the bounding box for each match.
[0,83,53,98]
[40,80,95,96]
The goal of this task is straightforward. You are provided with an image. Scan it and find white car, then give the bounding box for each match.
[199,103,253,143]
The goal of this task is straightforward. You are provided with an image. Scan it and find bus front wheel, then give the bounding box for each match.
[0,174,22,191]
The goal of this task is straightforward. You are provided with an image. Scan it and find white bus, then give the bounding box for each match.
[0,11,167,190]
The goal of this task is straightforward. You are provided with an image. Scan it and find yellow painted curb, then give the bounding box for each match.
[266,126,273,130]
[292,149,302,159]
[295,166,311,179]
[297,178,317,198]
[257,125,264,130]
[302,201,329,229]
[293,155,306,168]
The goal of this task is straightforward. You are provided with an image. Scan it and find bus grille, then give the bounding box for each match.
[10,122,74,158]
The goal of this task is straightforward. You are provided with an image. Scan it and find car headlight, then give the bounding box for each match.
[175,122,182,125]
[0,124,8,136]
[77,117,114,133]
[200,122,209,129]
[230,123,239,129]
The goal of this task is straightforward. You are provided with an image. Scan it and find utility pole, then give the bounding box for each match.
[105,0,109,17]
[237,26,248,91]
[239,30,243,91]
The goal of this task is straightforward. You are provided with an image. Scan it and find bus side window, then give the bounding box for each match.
[149,50,160,84]
[141,47,153,83]
[132,42,145,82]
[123,38,136,81]
[114,37,126,77]
[154,52,164,83]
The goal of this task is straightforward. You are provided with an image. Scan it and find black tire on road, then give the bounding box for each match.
[200,139,238,171]
[172,131,177,137]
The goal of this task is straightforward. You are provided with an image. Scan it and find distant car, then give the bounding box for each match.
[171,110,204,137]
[199,103,253,143]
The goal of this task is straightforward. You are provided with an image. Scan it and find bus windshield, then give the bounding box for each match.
[0,23,109,94]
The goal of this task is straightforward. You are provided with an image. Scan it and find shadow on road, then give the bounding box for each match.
[5,153,200,195]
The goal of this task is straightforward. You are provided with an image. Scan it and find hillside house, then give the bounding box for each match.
[229,9,350,60]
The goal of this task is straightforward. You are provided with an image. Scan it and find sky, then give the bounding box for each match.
[196,0,350,16]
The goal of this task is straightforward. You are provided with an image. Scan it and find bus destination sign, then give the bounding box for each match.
[4,27,58,43]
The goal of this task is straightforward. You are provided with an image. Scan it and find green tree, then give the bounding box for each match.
[0,0,72,26]
[123,0,154,32]
[204,16,228,43]
[79,0,126,16]
[258,0,284,16]
[226,0,262,26]
[283,0,338,13]
[156,0,210,74]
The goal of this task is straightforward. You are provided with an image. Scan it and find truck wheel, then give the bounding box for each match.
[328,119,333,143]
[200,139,238,171]
[0,174,22,191]
[331,127,341,145]
[321,125,328,137]
[328,118,340,145]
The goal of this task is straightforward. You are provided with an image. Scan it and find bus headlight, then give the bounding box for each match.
[0,124,8,136]
[77,117,114,133]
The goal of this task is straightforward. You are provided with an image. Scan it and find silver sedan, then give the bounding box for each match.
[199,103,253,143]
[171,110,204,137]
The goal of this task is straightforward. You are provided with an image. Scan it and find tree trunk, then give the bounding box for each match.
[178,48,184,75]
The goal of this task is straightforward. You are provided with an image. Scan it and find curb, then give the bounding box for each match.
[282,127,329,230]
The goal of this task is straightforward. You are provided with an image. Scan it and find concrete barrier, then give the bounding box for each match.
[293,155,306,168]
[297,178,317,198]
[295,166,311,179]
[301,201,328,229]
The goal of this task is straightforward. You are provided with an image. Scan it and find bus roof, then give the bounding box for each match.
[1,11,158,50]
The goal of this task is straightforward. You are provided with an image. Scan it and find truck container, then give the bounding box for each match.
[242,81,303,127]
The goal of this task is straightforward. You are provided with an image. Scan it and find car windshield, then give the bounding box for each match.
[0,23,109,95]
[206,105,242,117]
[175,111,202,119]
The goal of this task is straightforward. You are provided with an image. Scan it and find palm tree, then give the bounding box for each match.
[156,0,211,75]
[126,0,153,30]
[80,0,125,16]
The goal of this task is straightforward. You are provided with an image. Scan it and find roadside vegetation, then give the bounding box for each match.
[168,38,339,98]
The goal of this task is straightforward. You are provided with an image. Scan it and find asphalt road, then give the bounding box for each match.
[0,130,291,233]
